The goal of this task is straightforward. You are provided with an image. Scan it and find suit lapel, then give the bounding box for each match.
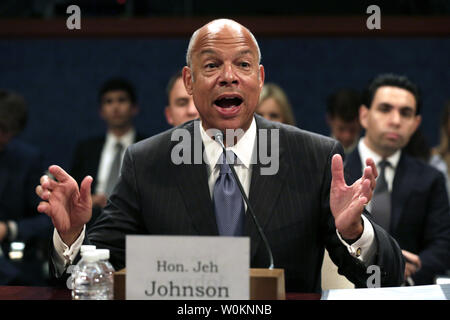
[172,121,218,235]
[247,116,288,264]
[390,154,414,234]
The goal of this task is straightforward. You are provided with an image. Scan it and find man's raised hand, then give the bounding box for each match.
[330,154,377,240]
[36,165,93,246]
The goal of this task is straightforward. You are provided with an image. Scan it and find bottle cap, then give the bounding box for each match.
[80,245,96,256]
[82,250,100,263]
[96,249,110,260]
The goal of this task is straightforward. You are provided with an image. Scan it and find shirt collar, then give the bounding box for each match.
[105,128,136,147]
[199,117,256,170]
[358,137,401,169]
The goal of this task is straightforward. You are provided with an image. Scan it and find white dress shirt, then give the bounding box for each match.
[95,128,136,195]
[52,117,376,276]
[200,117,256,209]
[357,137,401,212]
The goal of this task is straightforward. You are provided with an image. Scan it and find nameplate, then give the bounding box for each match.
[126,235,250,300]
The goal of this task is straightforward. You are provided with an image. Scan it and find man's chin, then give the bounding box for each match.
[216,118,251,133]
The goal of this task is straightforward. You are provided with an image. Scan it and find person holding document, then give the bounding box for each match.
[36,19,404,292]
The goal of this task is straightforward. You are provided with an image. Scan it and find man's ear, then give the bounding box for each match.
[165,106,173,126]
[182,66,194,95]
[412,115,422,134]
[359,104,369,129]
[258,65,265,89]
[132,104,140,117]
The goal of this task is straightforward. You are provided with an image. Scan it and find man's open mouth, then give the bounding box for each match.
[214,96,243,108]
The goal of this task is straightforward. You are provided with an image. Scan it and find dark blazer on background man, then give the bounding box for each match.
[0,140,52,285]
[345,148,450,285]
[51,115,404,292]
[70,131,147,191]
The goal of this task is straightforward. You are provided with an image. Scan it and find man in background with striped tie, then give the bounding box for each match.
[345,73,450,285]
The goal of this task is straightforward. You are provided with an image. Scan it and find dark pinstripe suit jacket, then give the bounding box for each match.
[51,115,404,292]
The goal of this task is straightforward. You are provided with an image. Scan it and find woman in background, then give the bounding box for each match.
[256,83,297,126]
[432,101,450,198]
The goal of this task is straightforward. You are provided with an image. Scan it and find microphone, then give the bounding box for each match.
[215,132,274,269]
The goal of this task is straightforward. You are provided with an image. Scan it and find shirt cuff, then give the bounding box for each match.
[336,215,377,265]
[52,226,86,277]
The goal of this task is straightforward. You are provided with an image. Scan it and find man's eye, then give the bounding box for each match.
[240,62,250,68]
[205,63,217,69]
[401,110,414,118]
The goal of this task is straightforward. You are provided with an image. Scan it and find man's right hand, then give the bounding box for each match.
[36,165,93,247]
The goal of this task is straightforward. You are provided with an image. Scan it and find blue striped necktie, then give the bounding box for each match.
[213,150,245,236]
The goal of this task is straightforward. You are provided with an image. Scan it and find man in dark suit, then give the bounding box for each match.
[36,19,404,293]
[345,73,450,285]
[0,90,52,285]
[70,78,146,226]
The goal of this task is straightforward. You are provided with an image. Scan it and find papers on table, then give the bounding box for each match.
[322,284,450,300]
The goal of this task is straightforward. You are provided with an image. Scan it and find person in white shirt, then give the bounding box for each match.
[345,73,450,285]
[69,78,146,225]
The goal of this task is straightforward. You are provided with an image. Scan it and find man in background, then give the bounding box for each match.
[164,70,199,127]
[0,89,52,285]
[326,88,362,156]
[345,73,450,285]
[70,78,146,226]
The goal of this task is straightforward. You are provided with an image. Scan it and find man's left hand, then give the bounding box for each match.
[402,250,421,278]
[330,154,377,240]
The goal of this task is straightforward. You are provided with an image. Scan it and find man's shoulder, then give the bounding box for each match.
[6,139,41,160]
[2,139,42,170]
[401,153,445,180]
[129,121,196,162]
[74,135,106,150]
[258,117,338,152]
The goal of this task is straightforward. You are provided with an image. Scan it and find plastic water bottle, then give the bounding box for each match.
[69,245,97,290]
[80,245,96,256]
[72,250,107,300]
[96,249,115,300]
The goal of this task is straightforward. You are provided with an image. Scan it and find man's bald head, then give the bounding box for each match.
[186,19,261,68]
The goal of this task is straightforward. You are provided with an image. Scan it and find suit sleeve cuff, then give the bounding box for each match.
[52,226,86,277]
[336,215,377,264]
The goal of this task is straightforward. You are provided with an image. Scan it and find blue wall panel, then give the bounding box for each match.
[1,37,449,170]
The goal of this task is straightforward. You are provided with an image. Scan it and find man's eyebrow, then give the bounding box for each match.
[399,105,415,113]
[377,102,393,108]
[199,49,255,58]
[237,49,253,57]
[377,102,415,111]
[175,97,189,103]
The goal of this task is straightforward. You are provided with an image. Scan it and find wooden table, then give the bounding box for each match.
[0,286,320,300]
[0,286,71,300]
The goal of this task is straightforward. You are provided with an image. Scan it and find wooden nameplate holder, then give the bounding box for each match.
[113,268,285,300]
